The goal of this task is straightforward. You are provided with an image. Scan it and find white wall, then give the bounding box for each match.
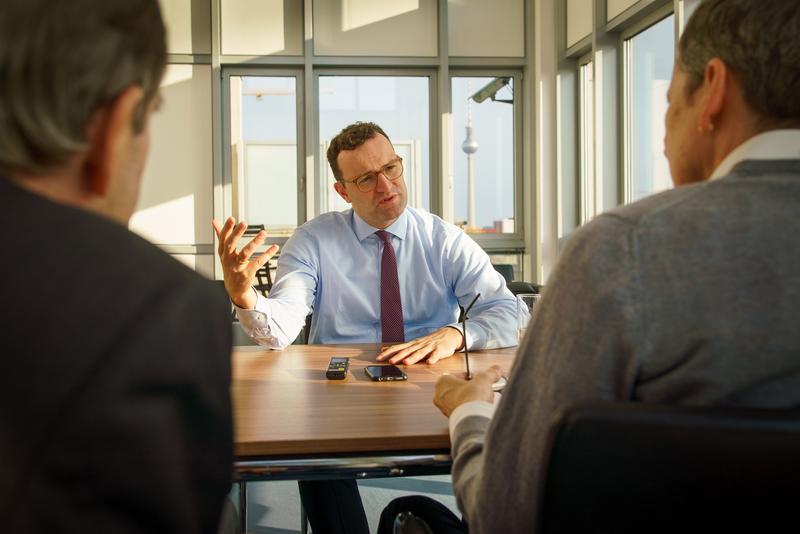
[566,0,592,48]
[607,0,639,21]
[172,254,215,278]
[130,65,213,246]
[448,0,524,57]
[313,0,438,56]
[159,0,211,54]
[221,0,303,55]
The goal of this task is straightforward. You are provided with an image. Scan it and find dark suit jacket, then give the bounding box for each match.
[0,179,233,533]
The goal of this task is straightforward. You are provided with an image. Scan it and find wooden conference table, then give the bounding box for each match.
[233,343,517,482]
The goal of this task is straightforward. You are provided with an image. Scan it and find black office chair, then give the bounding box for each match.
[243,224,274,297]
[391,401,800,533]
[492,263,515,284]
[507,281,541,295]
[538,401,800,533]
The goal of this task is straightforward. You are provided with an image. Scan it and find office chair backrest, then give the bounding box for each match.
[538,401,800,534]
[493,263,515,284]
[241,224,274,296]
[507,281,540,296]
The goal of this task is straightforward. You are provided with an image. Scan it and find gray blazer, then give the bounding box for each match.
[451,160,800,533]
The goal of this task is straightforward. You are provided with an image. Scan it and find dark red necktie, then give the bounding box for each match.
[376,230,404,343]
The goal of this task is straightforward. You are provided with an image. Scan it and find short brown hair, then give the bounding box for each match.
[679,0,800,127]
[326,122,392,182]
[0,0,167,175]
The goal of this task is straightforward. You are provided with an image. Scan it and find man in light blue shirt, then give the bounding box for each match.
[214,121,517,364]
[212,122,517,533]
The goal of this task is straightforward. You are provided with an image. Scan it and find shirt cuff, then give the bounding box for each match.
[446,322,474,351]
[232,287,260,311]
[235,290,269,330]
[449,400,496,437]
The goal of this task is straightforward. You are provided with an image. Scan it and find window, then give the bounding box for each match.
[317,74,431,214]
[623,14,675,202]
[225,73,304,238]
[451,75,518,236]
[577,60,595,223]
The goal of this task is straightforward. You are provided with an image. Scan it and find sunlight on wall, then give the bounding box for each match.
[221,0,303,55]
[159,0,211,54]
[131,64,212,246]
[315,0,436,56]
[607,0,638,21]
[160,64,194,87]
[171,254,215,278]
[131,195,197,244]
[566,0,592,47]
[341,0,419,31]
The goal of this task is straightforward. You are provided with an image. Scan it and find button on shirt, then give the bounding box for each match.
[236,206,517,350]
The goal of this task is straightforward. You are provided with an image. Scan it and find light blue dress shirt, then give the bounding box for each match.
[236,206,517,349]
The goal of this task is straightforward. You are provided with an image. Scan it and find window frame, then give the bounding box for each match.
[312,67,439,219]
[449,68,524,252]
[207,0,533,282]
[576,54,595,224]
[221,66,306,247]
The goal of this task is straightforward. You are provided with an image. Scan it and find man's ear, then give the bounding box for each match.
[699,57,728,131]
[83,86,145,196]
[333,180,352,203]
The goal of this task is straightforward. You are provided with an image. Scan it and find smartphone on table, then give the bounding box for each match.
[364,364,408,382]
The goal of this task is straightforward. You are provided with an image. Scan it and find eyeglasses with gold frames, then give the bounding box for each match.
[339,157,403,193]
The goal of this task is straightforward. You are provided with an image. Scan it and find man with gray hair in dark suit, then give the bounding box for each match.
[381,0,800,532]
[0,1,235,533]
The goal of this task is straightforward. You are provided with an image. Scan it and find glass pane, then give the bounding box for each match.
[318,75,430,213]
[628,15,675,202]
[578,62,595,223]
[451,76,516,235]
[229,76,298,236]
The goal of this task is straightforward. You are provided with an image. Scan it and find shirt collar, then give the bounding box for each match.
[352,208,409,242]
[709,129,800,181]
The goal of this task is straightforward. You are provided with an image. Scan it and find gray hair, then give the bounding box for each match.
[678,0,800,127]
[0,0,167,175]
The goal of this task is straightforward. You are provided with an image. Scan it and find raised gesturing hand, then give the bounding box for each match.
[212,217,279,309]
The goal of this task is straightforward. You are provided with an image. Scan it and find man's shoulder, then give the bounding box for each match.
[405,206,464,239]
[100,220,213,296]
[602,182,708,228]
[559,184,706,262]
[3,182,220,307]
[568,171,791,259]
[297,209,352,235]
